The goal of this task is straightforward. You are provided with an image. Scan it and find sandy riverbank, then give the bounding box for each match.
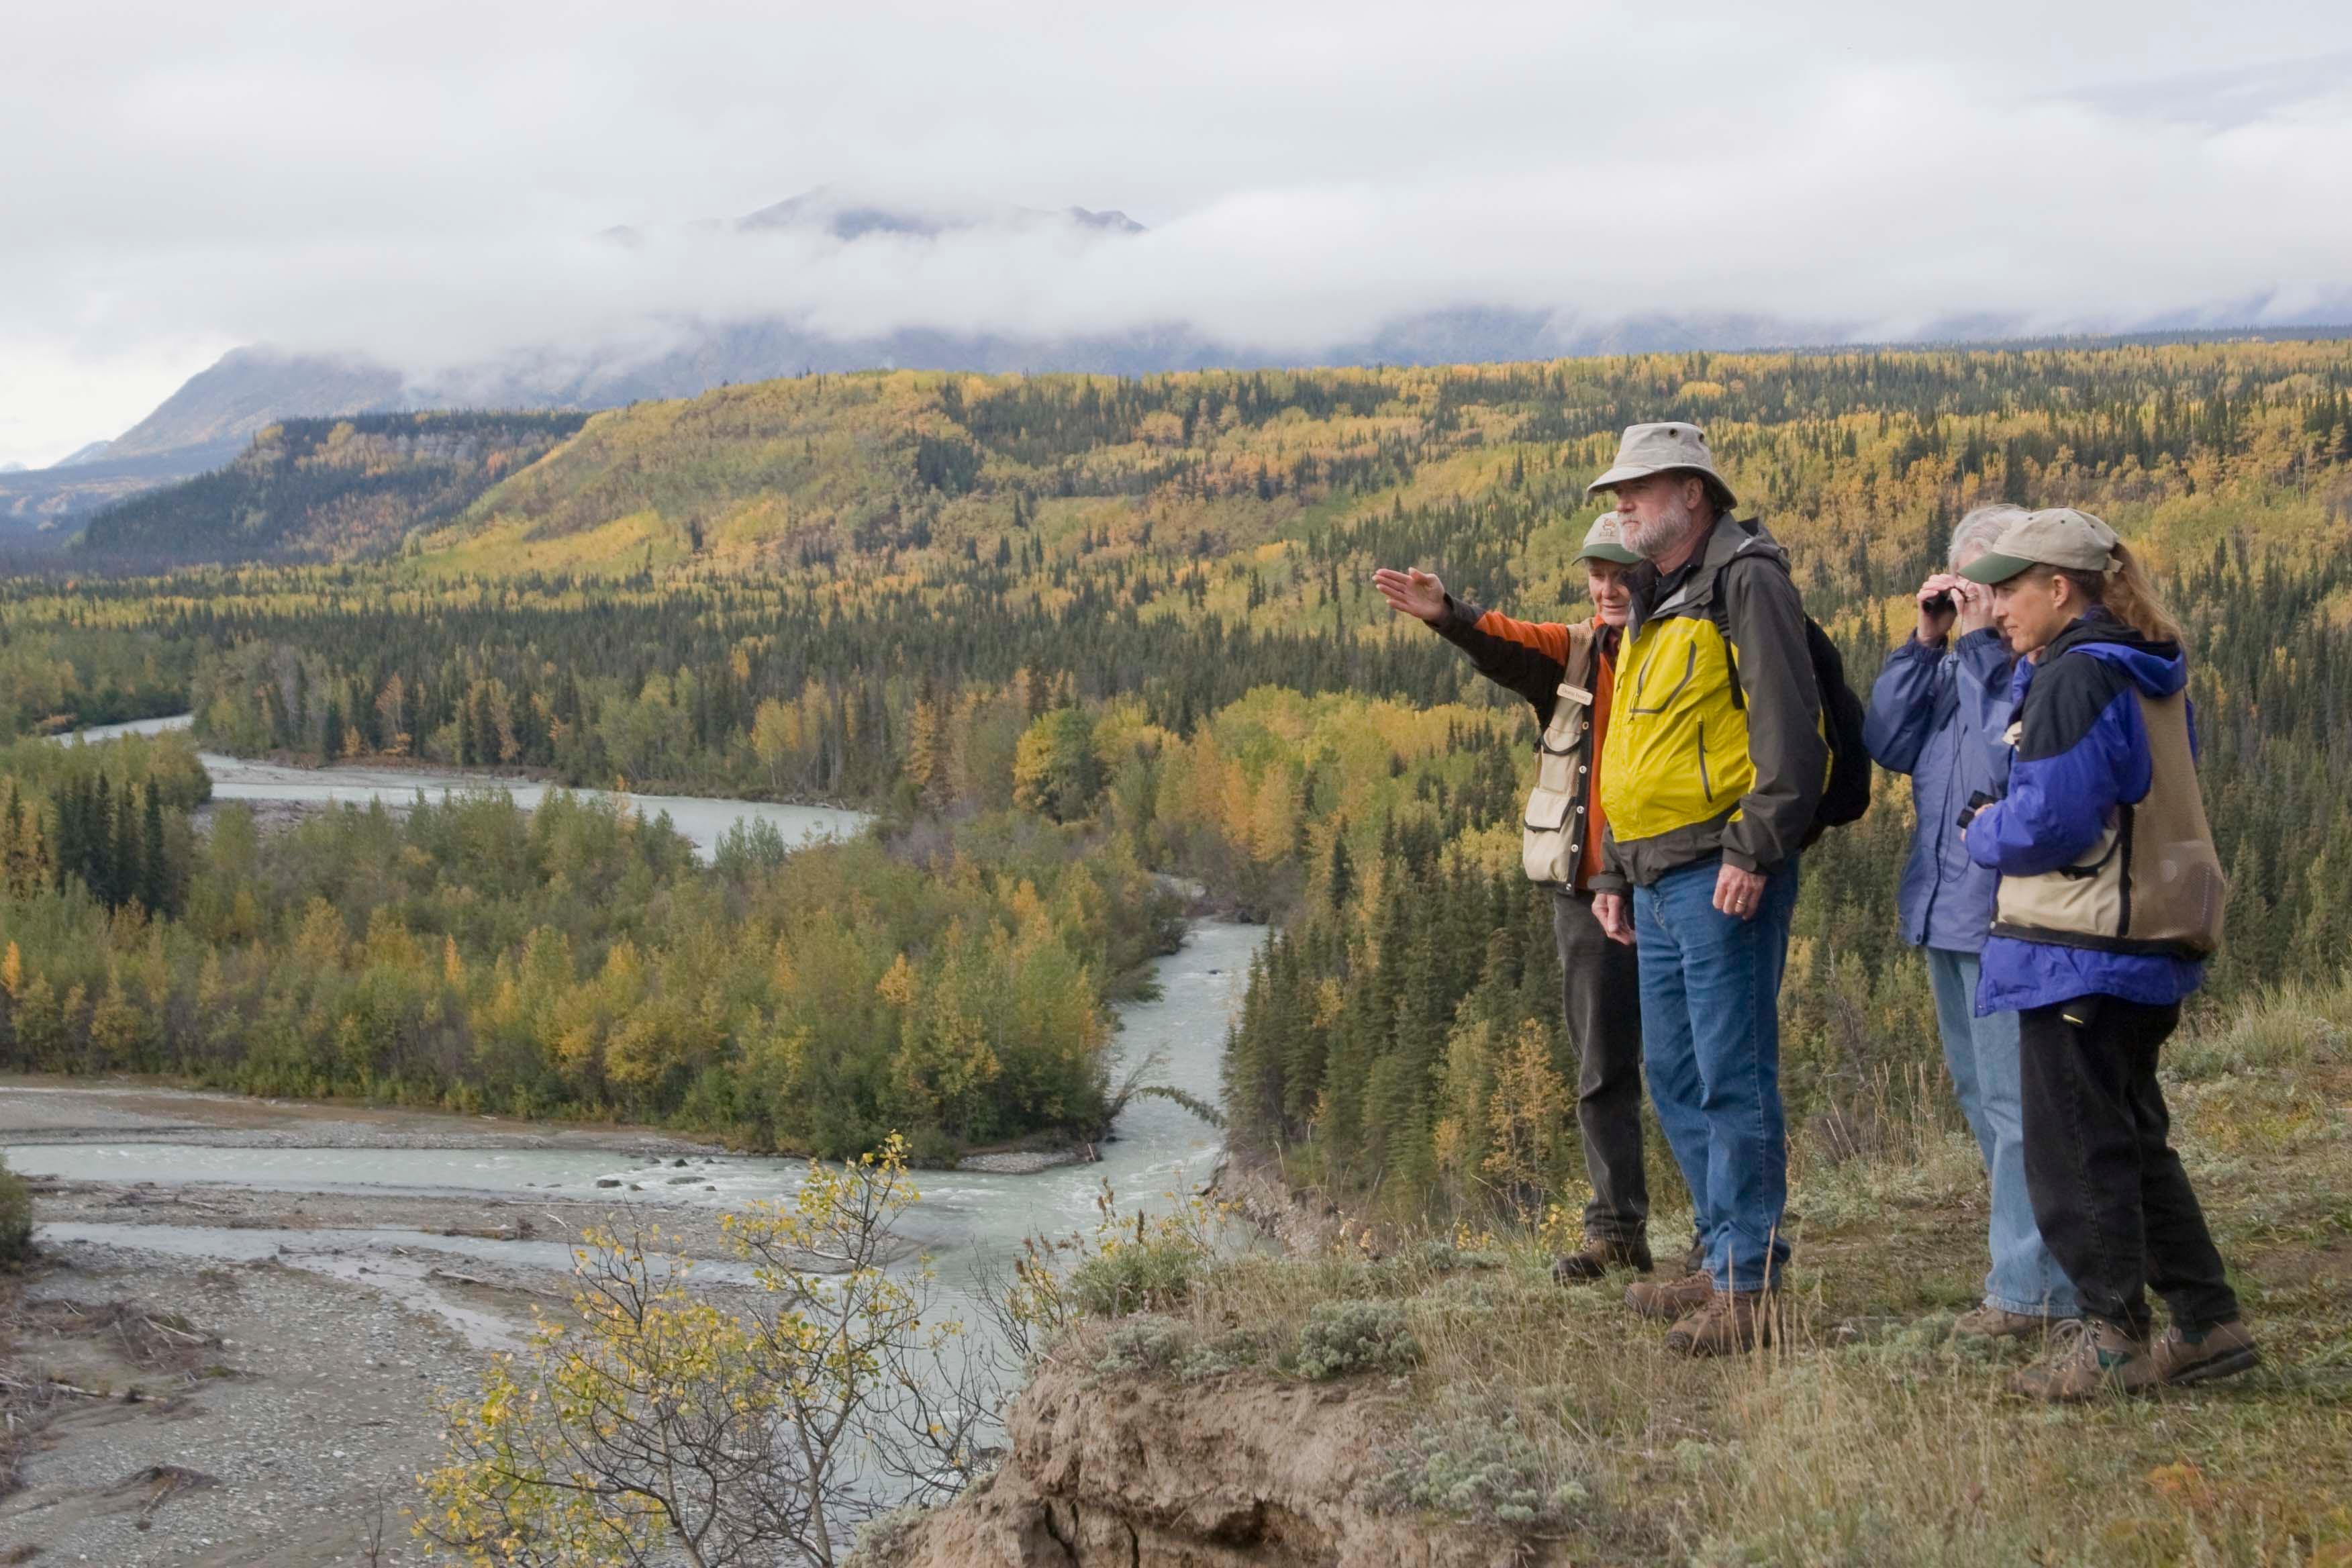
[0,1077,730,1155]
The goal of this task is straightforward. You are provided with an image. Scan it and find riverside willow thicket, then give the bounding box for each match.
[2,340,2349,1193]
[0,753,1180,1157]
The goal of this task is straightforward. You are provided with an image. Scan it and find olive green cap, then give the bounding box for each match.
[1958,507,2121,585]
[1574,511,1643,565]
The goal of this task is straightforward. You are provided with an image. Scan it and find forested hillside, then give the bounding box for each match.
[6,340,2352,1199]
[74,411,588,565]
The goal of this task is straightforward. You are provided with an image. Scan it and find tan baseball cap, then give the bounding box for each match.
[1957,507,2121,585]
[1573,511,1643,565]
[1586,421,1738,510]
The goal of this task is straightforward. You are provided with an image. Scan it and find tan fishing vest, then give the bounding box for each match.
[1522,624,1601,888]
[1991,687,2226,958]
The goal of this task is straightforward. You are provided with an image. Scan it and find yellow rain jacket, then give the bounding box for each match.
[1596,516,1826,889]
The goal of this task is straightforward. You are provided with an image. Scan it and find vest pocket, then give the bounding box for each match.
[1522,782,1580,885]
[1537,749,1575,795]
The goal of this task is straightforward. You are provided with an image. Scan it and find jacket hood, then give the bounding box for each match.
[2047,609,2186,698]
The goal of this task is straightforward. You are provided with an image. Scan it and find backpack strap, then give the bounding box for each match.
[1706,540,1791,713]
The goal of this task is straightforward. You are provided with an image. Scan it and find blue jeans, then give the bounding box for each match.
[1633,856,1798,1293]
[1926,948,2081,1317]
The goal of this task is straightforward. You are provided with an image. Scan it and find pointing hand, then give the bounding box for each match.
[1373,567,1449,625]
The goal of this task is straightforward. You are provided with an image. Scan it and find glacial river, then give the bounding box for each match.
[17,715,1264,1354]
[56,712,870,860]
[13,914,1255,1251]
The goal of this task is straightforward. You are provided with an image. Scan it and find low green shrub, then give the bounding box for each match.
[0,1152,32,1266]
[1373,1406,1590,1528]
[1411,1238,1508,1273]
[1095,1315,1189,1375]
[1293,1298,1420,1381]
[842,1502,933,1567]
[1093,1316,1263,1381]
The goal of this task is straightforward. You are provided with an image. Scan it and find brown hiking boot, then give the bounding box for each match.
[1665,1290,1777,1356]
[1552,1235,1654,1283]
[1953,1304,2075,1341]
[2152,1320,2259,1386]
[2008,1318,2157,1402]
[1625,1269,1714,1321]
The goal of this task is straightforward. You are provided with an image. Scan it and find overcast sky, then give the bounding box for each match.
[5,0,2351,469]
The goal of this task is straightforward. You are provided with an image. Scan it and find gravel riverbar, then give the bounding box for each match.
[0,1083,763,1565]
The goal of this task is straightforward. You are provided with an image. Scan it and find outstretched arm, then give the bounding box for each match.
[1375,568,1577,717]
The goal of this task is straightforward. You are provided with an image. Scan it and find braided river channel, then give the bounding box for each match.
[11,715,1263,1356]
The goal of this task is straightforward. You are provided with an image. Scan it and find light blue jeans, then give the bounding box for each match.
[1634,856,1799,1293]
[1926,948,2080,1318]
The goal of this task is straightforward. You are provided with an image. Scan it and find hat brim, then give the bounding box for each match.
[1585,463,1738,510]
[1574,543,1643,565]
[1957,551,2038,585]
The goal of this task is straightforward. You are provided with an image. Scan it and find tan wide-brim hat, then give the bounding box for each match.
[1586,421,1738,511]
[1958,507,2122,585]
[1573,511,1643,565]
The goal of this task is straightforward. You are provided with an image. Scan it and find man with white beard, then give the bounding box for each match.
[1584,422,1826,1356]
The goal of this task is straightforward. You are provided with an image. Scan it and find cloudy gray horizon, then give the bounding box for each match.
[5,0,2351,469]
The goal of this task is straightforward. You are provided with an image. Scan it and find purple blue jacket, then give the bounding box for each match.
[1864,628,2014,954]
[1965,609,2206,1015]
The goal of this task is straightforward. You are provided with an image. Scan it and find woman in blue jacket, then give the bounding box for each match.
[1865,505,2079,1338]
[1959,508,2255,1402]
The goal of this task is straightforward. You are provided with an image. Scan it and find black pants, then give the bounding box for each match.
[1555,890,1647,1242]
[2018,995,2240,1335]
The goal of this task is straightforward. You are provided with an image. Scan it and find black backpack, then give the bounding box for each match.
[1706,551,1871,844]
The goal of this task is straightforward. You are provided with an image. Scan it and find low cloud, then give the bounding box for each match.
[5,2,2351,466]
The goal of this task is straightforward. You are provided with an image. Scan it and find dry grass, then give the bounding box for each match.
[1104,1016,2352,1565]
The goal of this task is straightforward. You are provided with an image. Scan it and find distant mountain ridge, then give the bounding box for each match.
[732,185,1143,239]
[10,181,2351,542]
[102,349,407,462]
[72,410,589,565]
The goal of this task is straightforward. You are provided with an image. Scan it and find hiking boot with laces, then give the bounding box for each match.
[1953,1304,2075,1341]
[1625,1269,1714,1320]
[2152,1319,2259,1386]
[2008,1318,2157,1402]
[1552,1234,1655,1283]
[1665,1289,1777,1356]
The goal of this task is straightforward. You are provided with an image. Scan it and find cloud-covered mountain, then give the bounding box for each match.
[9,177,2349,540]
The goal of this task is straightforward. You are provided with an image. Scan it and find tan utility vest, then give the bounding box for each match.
[1522,622,1602,887]
[1991,686,2226,958]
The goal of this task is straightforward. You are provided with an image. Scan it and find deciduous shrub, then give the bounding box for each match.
[1068,1234,1201,1316]
[0,1152,32,1266]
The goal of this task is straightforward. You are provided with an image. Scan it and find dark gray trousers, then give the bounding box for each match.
[1555,889,1647,1242]
[2018,997,2240,1335]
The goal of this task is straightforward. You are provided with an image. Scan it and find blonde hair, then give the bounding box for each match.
[2051,542,2184,645]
